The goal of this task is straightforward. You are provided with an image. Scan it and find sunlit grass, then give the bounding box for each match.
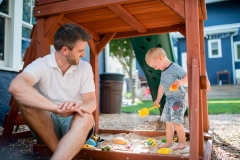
[121,99,240,115]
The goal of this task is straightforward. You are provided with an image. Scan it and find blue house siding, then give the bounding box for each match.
[0,70,18,126]
[177,38,187,67]
[206,37,233,84]
[205,0,240,27]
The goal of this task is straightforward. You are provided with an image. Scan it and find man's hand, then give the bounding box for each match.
[56,101,91,117]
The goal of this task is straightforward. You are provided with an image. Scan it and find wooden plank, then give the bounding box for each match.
[34,0,65,6]
[3,112,25,126]
[199,20,209,133]
[160,0,185,19]
[34,0,144,17]
[88,40,99,133]
[113,26,177,39]
[33,144,191,160]
[108,4,147,33]
[185,0,201,159]
[97,33,116,54]
[59,16,100,42]
[190,54,200,160]
[65,8,117,23]
[99,129,166,137]
[10,130,32,139]
[172,24,186,37]
[44,14,64,37]
[200,0,207,20]
[36,18,45,58]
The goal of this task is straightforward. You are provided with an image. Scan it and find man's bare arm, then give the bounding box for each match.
[9,72,58,112]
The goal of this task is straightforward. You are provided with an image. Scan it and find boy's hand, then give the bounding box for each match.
[172,79,182,87]
[153,100,160,107]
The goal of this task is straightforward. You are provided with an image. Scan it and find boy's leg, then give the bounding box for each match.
[159,101,174,148]
[159,122,174,148]
[173,123,187,150]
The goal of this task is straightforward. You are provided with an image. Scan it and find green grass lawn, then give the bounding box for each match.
[121,99,240,115]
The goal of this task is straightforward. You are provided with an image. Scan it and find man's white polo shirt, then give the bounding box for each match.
[23,53,95,105]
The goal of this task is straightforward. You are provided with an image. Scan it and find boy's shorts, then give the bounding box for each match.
[160,93,188,124]
[31,113,94,144]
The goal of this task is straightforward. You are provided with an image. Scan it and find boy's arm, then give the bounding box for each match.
[154,85,164,106]
[173,73,188,87]
[181,73,188,85]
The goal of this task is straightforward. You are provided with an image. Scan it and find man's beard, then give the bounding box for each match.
[66,52,79,65]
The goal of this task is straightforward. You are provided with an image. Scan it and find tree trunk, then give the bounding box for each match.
[128,67,135,103]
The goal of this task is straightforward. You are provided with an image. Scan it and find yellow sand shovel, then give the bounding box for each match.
[138,104,160,118]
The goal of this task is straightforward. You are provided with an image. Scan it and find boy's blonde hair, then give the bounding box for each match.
[145,48,166,62]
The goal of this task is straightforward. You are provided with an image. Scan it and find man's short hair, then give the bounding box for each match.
[54,23,92,51]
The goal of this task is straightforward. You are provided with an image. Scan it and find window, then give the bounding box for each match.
[22,0,35,59]
[0,0,9,66]
[234,41,240,62]
[208,39,222,58]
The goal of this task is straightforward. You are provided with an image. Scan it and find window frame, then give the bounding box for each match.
[234,41,240,62]
[208,39,222,58]
[0,4,11,67]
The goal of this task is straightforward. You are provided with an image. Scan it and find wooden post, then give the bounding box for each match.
[185,0,201,159]
[199,20,210,132]
[88,40,99,133]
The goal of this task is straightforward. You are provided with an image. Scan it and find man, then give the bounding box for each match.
[9,23,96,160]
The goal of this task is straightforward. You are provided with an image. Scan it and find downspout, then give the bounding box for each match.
[231,29,239,84]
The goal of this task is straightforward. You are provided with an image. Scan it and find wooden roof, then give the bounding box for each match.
[34,0,207,41]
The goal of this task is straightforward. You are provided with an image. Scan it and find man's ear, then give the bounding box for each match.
[61,46,68,55]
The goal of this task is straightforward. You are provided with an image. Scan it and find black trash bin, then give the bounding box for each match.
[99,73,124,114]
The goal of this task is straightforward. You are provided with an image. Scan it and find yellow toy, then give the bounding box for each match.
[146,138,157,146]
[138,104,160,118]
[82,144,94,148]
[157,148,172,154]
[169,83,178,92]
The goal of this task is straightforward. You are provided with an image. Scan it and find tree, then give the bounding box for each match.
[110,38,136,103]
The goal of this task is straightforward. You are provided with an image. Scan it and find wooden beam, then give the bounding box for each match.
[200,0,207,20]
[88,40,99,133]
[33,144,190,160]
[34,0,64,6]
[185,0,201,159]
[59,16,100,42]
[36,18,46,58]
[160,0,185,19]
[88,40,98,56]
[199,20,209,133]
[108,4,147,33]
[34,0,140,17]
[113,26,178,39]
[44,14,64,37]
[172,24,186,37]
[97,33,116,54]
[2,112,25,126]
[190,54,200,160]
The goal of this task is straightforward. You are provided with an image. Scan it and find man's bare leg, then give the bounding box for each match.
[51,113,94,160]
[173,123,187,150]
[159,122,174,148]
[19,105,59,152]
